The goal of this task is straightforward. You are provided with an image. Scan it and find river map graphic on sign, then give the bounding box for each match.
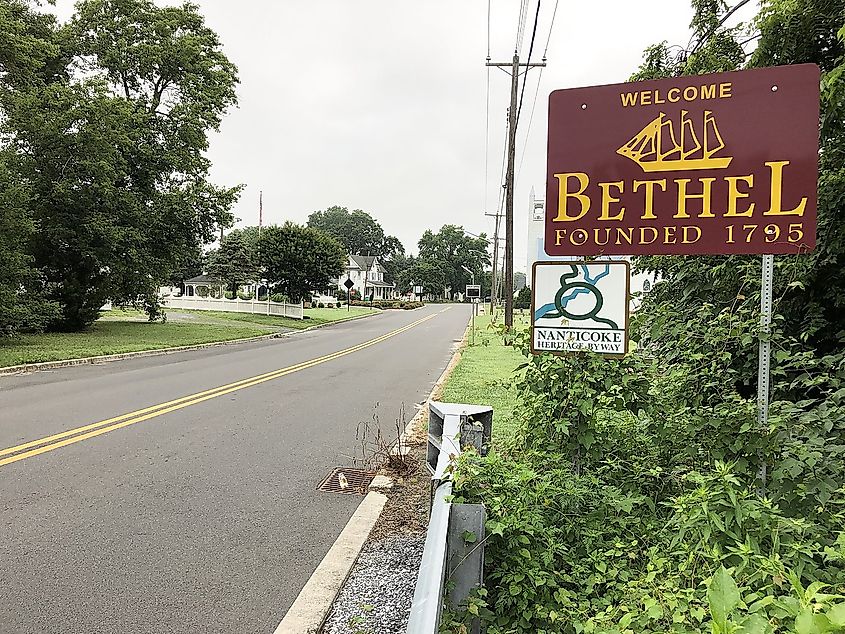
[531,260,629,357]
[534,264,618,329]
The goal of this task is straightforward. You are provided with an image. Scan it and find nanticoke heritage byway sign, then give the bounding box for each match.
[544,64,820,256]
[531,261,629,358]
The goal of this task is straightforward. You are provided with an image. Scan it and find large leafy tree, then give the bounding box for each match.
[306,206,404,261]
[0,2,63,334]
[258,223,345,302]
[382,252,415,290]
[166,245,205,293]
[0,156,60,334]
[0,0,240,330]
[417,225,490,299]
[207,231,260,294]
[400,259,446,298]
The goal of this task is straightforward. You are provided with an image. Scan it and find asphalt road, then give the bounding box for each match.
[0,304,469,634]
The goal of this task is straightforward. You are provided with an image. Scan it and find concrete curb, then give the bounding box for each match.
[0,311,381,378]
[272,491,389,634]
[270,311,472,634]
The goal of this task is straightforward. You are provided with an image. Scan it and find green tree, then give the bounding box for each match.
[629,0,745,81]
[0,0,241,330]
[514,285,531,310]
[258,223,345,302]
[207,231,260,294]
[417,225,490,299]
[0,156,60,334]
[405,259,446,298]
[306,206,404,259]
[383,253,414,290]
[166,246,205,294]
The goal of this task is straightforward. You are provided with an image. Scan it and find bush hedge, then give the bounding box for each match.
[444,315,845,634]
[350,300,423,310]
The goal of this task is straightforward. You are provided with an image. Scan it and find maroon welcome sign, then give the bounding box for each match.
[545,64,820,256]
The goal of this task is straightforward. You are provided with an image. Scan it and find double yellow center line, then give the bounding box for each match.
[0,311,441,469]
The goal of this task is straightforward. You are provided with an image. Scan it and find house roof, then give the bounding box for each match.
[185,274,223,284]
[366,280,395,288]
[349,254,376,270]
[349,255,389,274]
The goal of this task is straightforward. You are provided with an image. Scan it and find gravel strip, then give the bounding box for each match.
[322,534,425,634]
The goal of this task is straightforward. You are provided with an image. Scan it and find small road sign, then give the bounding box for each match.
[343,278,354,290]
[465,285,481,299]
[531,261,629,358]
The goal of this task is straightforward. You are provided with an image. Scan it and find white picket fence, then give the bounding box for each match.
[163,296,304,320]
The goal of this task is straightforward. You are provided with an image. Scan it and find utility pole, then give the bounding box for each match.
[487,53,545,328]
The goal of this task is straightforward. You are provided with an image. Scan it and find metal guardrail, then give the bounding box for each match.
[407,402,493,634]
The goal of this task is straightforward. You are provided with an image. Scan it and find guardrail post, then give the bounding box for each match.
[408,402,493,634]
[460,413,484,454]
[446,503,486,634]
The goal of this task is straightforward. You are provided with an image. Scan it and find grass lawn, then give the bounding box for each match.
[0,320,274,368]
[440,312,529,447]
[0,305,379,368]
[304,306,377,326]
[176,306,375,330]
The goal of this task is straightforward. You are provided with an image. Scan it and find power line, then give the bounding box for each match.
[515,0,529,53]
[541,0,559,58]
[486,0,491,58]
[516,67,544,179]
[488,3,546,328]
[483,0,492,213]
[516,0,541,125]
[495,109,509,218]
[517,0,559,177]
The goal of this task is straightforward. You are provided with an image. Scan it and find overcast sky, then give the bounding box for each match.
[49,0,758,271]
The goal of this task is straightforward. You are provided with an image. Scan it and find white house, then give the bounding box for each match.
[339,255,395,300]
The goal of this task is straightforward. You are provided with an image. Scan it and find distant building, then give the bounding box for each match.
[526,186,548,276]
[339,255,395,300]
[182,275,226,297]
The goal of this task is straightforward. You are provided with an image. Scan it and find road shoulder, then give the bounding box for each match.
[273,310,470,633]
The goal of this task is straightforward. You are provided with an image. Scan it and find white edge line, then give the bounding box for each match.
[271,491,388,634]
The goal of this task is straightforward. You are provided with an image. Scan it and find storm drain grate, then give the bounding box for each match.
[317,467,376,495]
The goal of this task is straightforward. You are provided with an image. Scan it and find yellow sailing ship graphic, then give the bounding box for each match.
[616,110,733,172]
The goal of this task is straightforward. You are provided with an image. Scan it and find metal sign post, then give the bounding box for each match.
[466,285,481,347]
[344,278,354,312]
[757,254,774,488]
